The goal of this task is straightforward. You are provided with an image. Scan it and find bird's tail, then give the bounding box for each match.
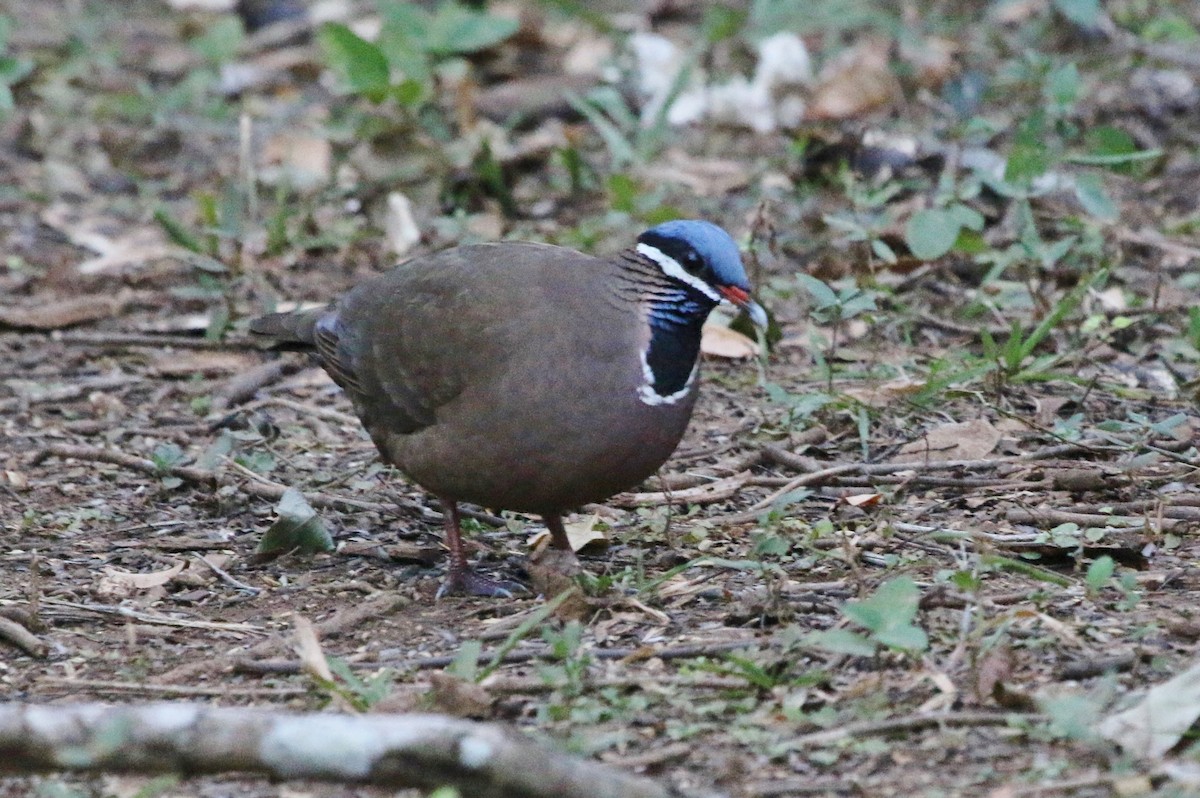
[248,307,328,351]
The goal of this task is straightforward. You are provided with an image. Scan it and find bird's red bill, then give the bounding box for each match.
[720,286,750,306]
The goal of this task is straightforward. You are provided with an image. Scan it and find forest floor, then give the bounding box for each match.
[3,1,1200,797]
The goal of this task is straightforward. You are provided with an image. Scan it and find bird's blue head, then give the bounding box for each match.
[636,220,767,327]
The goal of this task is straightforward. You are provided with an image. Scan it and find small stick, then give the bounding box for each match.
[0,616,47,658]
[785,710,1040,747]
[1006,508,1182,531]
[37,678,308,698]
[234,638,762,676]
[194,554,261,594]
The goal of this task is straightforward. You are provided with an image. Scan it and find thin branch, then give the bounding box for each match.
[786,710,1040,747]
[235,638,762,676]
[0,702,695,798]
[37,679,308,699]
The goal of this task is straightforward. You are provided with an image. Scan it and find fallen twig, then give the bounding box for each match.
[0,702,692,798]
[40,599,265,634]
[234,638,762,676]
[785,710,1040,747]
[0,616,47,658]
[32,442,396,514]
[1006,508,1183,532]
[51,330,263,350]
[37,678,308,699]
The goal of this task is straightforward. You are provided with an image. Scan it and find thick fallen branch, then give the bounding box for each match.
[0,702,694,798]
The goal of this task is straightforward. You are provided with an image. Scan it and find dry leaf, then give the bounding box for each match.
[151,351,258,377]
[428,672,494,718]
[701,324,758,359]
[892,418,1001,463]
[0,294,130,330]
[841,492,882,508]
[260,132,332,192]
[528,514,608,554]
[1098,658,1200,758]
[842,377,927,408]
[384,191,421,257]
[642,150,751,197]
[292,615,333,683]
[899,35,959,87]
[97,562,185,597]
[975,645,1015,703]
[808,37,902,121]
[41,203,180,275]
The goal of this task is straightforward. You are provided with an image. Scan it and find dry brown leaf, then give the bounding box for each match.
[841,492,882,508]
[384,191,421,257]
[975,645,1015,703]
[892,418,1001,463]
[151,351,259,377]
[841,377,927,408]
[0,294,130,330]
[642,150,752,197]
[701,324,758,359]
[527,514,608,554]
[41,203,180,275]
[292,615,334,683]
[260,132,332,192]
[97,562,185,597]
[1099,658,1200,758]
[899,35,959,87]
[808,37,902,121]
[428,672,495,719]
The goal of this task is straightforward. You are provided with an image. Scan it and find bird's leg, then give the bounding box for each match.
[545,514,573,550]
[435,498,524,599]
[531,514,582,578]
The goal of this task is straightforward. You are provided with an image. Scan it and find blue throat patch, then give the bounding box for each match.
[644,292,710,397]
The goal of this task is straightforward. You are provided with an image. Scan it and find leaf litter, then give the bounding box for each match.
[2,2,1200,798]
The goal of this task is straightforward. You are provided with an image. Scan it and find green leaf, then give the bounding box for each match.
[947,203,985,232]
[566,90,635,168]
[447,639,482,681]
[151,443,186,472]
[377,12,432,87]
[257,488,335,555]
[870,237,898,264]
[1073,172,1118,222]
[1044,62,1081,109]
[195,432,235,470]
[905,208,960,260]
[794,273,839,309]
[0,54,34,85]
[701,4,746,43]
[842,577,929,653]
[1005,112,1051,186]
[1085,126,1136,160]
[318,23,390,101]
[1053,0,1100,27]
[190,15,245,65]
[1086,556,1115,592]
[427,4,518,55]
[154,207,204,254]
[807,628,877,657]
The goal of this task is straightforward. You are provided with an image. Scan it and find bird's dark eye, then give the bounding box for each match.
[683,251,702,271]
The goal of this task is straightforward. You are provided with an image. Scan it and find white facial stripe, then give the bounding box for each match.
[636,348,697,406]
[636,243,721,302]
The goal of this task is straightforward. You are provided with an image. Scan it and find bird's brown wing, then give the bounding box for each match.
[316,242,611,438]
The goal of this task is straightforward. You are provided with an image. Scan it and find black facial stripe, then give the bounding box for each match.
[639,231,705,276]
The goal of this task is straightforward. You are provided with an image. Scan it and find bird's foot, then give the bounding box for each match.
[436,568,527,599]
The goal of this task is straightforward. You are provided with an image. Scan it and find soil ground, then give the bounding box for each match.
[3,2,1200,797]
